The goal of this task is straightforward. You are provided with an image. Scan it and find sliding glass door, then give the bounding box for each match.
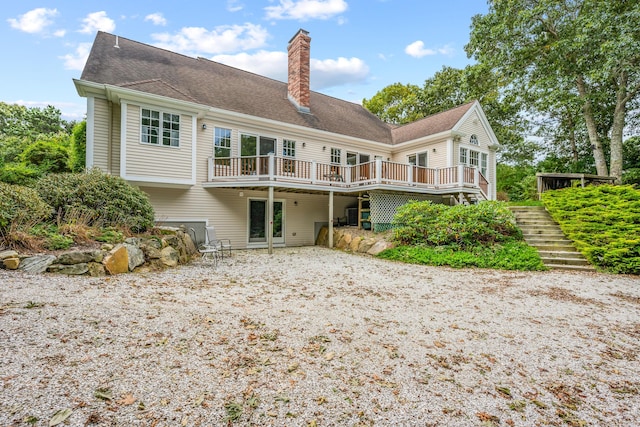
[248,199,284,244]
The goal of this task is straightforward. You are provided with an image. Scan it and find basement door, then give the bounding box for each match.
[248,199,285,244]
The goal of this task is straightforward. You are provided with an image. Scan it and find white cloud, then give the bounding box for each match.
[79,11,116,34]
[265,0,348,21]
[405,40,454,58]
[151,23,269,55]
[60,42,93,71]
[213,51,288,81]
[227,0,244,12]
[212,50,368,90]
[310,57,368,89]
[53,29,66,37]
[145,13,167,26]
[7,8,58,34]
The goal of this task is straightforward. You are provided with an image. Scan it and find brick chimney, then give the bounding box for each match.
[287,29,311,113]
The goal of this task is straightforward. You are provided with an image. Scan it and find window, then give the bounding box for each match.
[460,147,488,174]
[346,152,370,165]
[459,147,468,164]
[470,150,479,167]
[282,139,296,158]
[214,127,231,163]
[141,108,179,147]
[330,148,341,164]
[470,134,479,145]
[481,153,488,176]
[282,139,296,173]
[408,152,428,167]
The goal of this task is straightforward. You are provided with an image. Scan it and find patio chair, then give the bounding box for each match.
[190,227,219,266]
[205,226,232,259]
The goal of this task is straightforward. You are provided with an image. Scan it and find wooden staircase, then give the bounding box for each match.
[509,206,595,272]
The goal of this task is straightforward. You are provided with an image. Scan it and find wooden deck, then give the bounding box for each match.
[206,155,489,199]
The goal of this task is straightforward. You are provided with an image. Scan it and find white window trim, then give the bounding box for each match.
[140,107,181,148]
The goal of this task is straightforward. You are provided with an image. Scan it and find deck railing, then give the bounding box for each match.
[208,155,489,197]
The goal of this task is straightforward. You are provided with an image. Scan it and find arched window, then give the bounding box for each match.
[469,134,479,145]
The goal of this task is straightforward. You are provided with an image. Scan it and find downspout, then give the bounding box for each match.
[107,100,113,174]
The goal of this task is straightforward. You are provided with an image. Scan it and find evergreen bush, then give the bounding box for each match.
[35,169,155,233]
[542,185,640,274]
[393,200,521,248]
[0,182,52,234]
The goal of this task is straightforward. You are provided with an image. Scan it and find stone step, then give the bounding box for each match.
[528,243,577,252]
[515,218,559,225]
[538,250,586,260]
[543,263,596,272]
[540,256,591,266]
[523,230,567,237]
[510,206,595,271]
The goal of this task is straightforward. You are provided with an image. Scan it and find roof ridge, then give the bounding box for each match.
[120,78,199,103]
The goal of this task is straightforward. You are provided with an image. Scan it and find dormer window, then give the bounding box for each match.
[470,134,479,145]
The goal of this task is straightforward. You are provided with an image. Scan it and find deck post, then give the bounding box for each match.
[268,153,275,181]
[208,157,214,181]
[328,191,334,248]
[474,168,479,187]
[458,165,465,187]
[268,186,274,254]
[311,161,317,184]
[376,158,382,184]
[408,165,413,185]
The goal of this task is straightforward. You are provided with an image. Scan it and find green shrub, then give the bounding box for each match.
[393,200,521,249]
[0,162,42,185]
[29,224,74,250]
[68,121,86,172]
[95,227,125,244]
[0,182,52,234]
[35,169,155,233]
[378,242,546,271]
[21,138,71,174]
[542,185,640,274]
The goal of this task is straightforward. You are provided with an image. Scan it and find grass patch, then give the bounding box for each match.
[378,242,546,271]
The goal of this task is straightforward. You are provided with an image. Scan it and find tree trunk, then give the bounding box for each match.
[577,76,608,176]
[609,71,628,183]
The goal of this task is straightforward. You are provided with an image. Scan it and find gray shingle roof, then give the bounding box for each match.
[80,32,473,146]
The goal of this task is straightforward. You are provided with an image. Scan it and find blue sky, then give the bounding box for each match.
[2,0,487,121]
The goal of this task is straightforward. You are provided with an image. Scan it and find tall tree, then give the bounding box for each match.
[364,64,535,166]
[362,82,424,125]
[466,0,640,181]
[0,102,69,139]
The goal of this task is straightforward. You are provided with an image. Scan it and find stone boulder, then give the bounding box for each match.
[19,255,57,273]
[88,262,106,277]
[160,246,178,267]
[3,257,20,270]
[124,243,145,271]
[366,240,395,256]
[56,250,102,265]
[103,244,129,275]
[0,250,19,260]
[48,263,89,275]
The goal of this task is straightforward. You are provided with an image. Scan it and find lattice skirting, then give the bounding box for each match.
[369,192,440,232]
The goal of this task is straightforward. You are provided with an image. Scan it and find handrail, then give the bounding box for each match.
[208,155,488,194]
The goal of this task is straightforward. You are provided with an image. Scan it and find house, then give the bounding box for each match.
[74,29,500,250]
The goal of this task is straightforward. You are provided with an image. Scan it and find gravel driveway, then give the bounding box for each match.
[1,246,639,426]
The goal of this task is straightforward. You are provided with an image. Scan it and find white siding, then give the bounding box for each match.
[93,98,110,171]
[124,104,193,181]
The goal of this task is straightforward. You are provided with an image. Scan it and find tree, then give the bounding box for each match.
[362,82,424,125]
[0,102,69,139]
[68,121,87,172]
[466,0,640,182]
[363,64,536,166]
